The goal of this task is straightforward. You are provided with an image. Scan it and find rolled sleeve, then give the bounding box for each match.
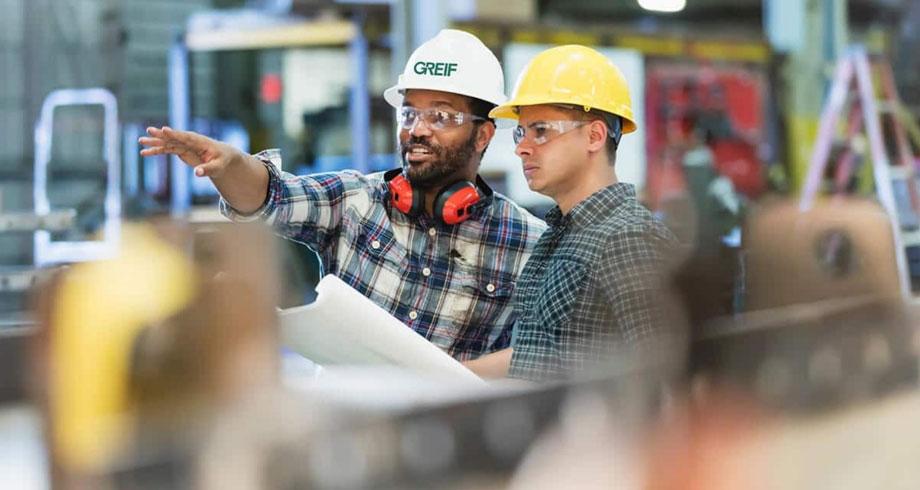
[219,149,284,222]
[220,149,376,253]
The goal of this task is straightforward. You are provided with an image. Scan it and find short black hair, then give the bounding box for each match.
[466,96,496,159]
[467,97,495,122]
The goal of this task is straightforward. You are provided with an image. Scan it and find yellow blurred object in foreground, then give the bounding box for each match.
[48,224,196,472]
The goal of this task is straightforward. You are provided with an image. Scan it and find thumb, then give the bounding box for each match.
[194,161,224,178]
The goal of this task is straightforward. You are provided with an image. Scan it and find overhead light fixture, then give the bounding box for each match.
[637,0,686,13]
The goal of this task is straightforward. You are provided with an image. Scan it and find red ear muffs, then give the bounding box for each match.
[387,173,424,217]
[434,181,481,225]
[386,170,481,225]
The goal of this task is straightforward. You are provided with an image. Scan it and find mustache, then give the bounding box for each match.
[401,136,440,154]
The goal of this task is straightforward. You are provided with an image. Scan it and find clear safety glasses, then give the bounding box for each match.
[398,106,486,131]
[512,120,588,146]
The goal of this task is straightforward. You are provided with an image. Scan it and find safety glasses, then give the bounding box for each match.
[512,120,588,146]
[398,106,486,131]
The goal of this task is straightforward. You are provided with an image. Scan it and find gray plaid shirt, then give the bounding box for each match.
[509,183,678,381]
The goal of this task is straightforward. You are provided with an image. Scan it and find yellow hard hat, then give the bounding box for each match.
[490,45,637,134]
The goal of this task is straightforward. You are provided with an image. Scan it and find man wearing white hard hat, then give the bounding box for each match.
[140,30,546,361]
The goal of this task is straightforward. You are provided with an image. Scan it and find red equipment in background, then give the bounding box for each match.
[644,63,768,208]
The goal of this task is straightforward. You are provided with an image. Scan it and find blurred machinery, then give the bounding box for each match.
[717,198,910,402]
[5,196,915,489]
[745,198,901,311]
[2,97,919,487]
[664,197,920,489]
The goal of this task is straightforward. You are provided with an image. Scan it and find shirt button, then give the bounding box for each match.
[428,227,436,237]
[408,311,418,320]
[486,283,496,293]
[422,267,431,277]
[371,240,381,249]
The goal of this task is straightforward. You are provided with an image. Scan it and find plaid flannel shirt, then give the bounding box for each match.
[509,183,679,381]
[221,150,546,360]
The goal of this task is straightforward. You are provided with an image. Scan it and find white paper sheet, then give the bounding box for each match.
[279,275,482,383]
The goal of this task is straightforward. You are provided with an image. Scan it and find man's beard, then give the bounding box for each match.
[399,131,477,190]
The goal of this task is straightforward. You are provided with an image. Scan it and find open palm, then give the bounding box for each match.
[139,127,237,178]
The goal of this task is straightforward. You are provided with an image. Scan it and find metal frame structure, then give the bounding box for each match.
[33,88,121,266]
[167,15,368,215]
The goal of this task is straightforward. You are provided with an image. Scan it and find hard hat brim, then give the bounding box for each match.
[489,100,638,134]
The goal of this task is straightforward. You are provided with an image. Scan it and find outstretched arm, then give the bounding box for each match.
[139,126,269,214]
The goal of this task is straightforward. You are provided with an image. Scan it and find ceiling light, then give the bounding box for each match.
[637,0,687,13]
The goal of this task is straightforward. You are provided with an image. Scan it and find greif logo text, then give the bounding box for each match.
[413,61,458,77]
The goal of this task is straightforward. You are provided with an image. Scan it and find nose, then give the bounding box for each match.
[515,140,533,158]
[408,117,433,138]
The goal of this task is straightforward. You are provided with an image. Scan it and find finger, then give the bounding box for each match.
[140,147,165,157]
[146,126,166,138]
[138,136,165,148]
[164,141,195,159]
[162,127,204,146]
[194,161,223,177]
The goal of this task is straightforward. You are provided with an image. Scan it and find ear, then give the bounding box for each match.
[586,120,607,155]
[475,122,496,154]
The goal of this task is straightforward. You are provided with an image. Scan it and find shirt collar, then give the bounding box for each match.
[545,183,636,230]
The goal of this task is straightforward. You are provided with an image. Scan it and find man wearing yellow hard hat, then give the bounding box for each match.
[465,45,681,381]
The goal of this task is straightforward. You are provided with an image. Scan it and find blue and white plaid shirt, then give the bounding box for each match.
[222,150,546,360]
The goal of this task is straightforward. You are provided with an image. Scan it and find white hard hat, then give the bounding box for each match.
[383,29,507,109]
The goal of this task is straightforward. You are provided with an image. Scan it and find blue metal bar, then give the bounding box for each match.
[123,123,141,198]
[412,0,447,49]
[349,14,370,174]
[168,33,191,215]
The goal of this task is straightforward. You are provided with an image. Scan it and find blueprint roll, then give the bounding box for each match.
[278,274,482,383]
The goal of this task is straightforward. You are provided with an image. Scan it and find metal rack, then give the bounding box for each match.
[169,13,369,215]
[1,88,118,305]
[0,210,75,234]
[33,88,121,266]
[0,210,75,294]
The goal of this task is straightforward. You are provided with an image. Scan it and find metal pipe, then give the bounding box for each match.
[168,33,191,215]
[349,12,370,174]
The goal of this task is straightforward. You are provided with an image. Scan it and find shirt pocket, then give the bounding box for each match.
[339,218,409,298]
[364,226,407,267]
[537,259,587,340]
[448,263,515,340]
